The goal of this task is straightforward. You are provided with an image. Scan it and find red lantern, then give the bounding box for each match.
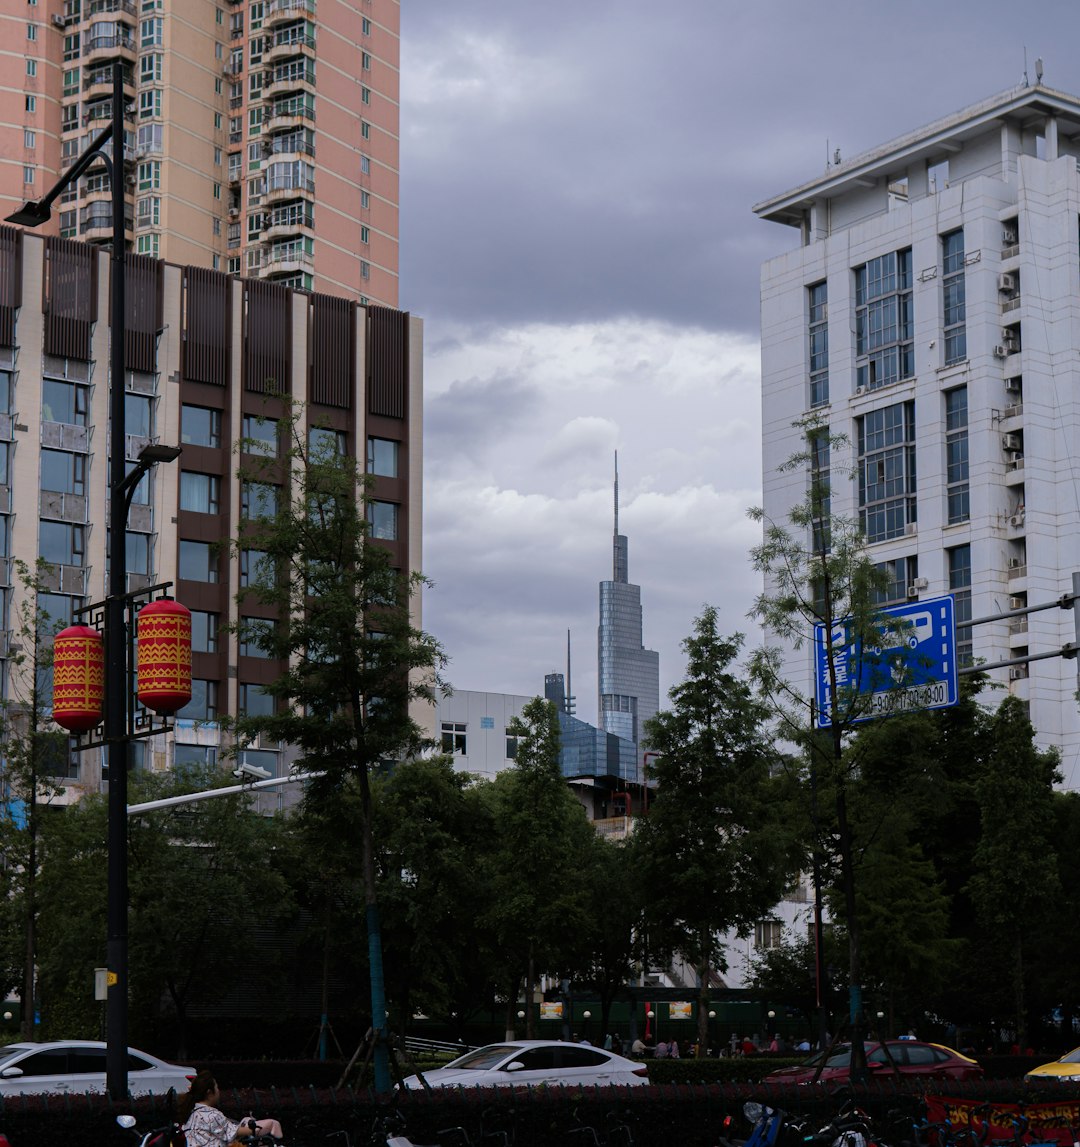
[136,598,192,714]
[53,625,104,732]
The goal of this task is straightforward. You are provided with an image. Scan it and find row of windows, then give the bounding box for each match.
[813,387,969,551]
[440,721,519,761]
[807,229,965,408]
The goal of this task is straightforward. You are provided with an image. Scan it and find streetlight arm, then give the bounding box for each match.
[5,123,114,225]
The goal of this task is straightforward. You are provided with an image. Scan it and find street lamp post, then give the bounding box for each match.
[5,63,179,1100]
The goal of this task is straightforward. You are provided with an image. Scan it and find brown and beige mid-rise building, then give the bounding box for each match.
[0,0,399,305]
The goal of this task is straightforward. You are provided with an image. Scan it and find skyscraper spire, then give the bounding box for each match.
[613,451,628,584]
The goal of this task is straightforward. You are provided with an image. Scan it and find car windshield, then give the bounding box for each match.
[0,1046,32,1067]
[1061,1048,1080,1064]
[444,1045,519,1071]
[802,1042,876,1069]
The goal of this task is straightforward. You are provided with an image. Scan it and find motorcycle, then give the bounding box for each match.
[719,1102,798,1147]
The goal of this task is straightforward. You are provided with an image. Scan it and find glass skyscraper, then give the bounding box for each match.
[597,460,659,754]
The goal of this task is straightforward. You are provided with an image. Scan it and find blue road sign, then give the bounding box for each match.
[814,594,958,728]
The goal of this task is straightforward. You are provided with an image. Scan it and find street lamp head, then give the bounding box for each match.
[768,1010,775,1019]
[583,1011,591,1020]
[517,1010,525,1019]
[137,443,182,466]
[708,1011,716,1019]
[5,200,52,228]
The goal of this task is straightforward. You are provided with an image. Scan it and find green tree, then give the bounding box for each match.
[481,697,596,1037]
[840,682,991,1031]
[228,409,445,1091]
[967,696,1061,1049]
[372,754,499,1036]
[34,767,292,1053]
[635,606,796,1056]
[749,415,901,1069]
[0,560,72,1038]
[571,835,643,1043]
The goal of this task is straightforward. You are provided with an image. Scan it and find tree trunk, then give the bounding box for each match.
[836,779,866,1077]
[356,745,391,1094]
[20,726,39,1041]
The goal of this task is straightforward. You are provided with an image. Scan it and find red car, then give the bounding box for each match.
[765,1040,984,1085]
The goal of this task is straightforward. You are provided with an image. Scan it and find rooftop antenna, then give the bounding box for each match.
[1036,57,1044,84]
[566,628,574,715]
[613,450,619,541]
[1023,46,1029,87]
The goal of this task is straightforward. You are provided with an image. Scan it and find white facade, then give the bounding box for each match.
[756,83,1080,789]
[436,690,533,781]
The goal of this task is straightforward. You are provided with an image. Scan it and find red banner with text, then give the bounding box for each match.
[925,1095,1080,1147]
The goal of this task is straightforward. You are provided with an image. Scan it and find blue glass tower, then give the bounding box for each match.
[597,457,659,751]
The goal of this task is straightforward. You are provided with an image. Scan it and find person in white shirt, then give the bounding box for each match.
[176,1070,283,1147]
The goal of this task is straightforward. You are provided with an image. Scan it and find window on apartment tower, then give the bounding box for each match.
[857,400,916,543]
[126,530,152,576]
[367,436,398,477]
[367,500,397,540]
[39,521,84,567]
[177,679,218,721]
[945,386,969,524]
[808,428,830,554]
[948,544,973,665]
[873,556,918,606]
[178,540,218,583]
[42,378,88,426]
[755,920,783,950]
[855,248,913,391]
[140,17,162,47]
[808,280,828,407]
[942,229,967,364]
[41,449,86,495]
[140,53,162,82]
[441,722,466,755]
[179,472,221,515]
[190,610,220,654]
[181,404,222,448]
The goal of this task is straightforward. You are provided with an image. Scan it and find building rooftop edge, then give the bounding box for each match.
[753,82,1080,224]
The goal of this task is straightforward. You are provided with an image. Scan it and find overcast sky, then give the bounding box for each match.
[398,1,1080,718]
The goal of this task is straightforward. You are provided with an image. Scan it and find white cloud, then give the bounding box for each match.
[422,318,765,706]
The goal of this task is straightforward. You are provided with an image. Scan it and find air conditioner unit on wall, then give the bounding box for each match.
[1002,226,1018,245]
[1009,667,1027,681]
[1009,596,1025,611]
[1008,557,1024,569]
[911,576,929,590]
[993,345,1009,359]
[1004,376,1022,392]
[1002,432,1021,451]
[998,272,1016,292]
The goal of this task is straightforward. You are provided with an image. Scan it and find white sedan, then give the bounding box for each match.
[0,1040,194,1097]
[401,1040,649,1089]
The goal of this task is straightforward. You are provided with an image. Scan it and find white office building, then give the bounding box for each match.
[754,82,1080,789]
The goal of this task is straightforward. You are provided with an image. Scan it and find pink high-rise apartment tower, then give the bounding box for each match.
[0,0,399,305]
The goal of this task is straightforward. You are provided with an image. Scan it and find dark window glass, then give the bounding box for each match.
[181,405,222,448]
